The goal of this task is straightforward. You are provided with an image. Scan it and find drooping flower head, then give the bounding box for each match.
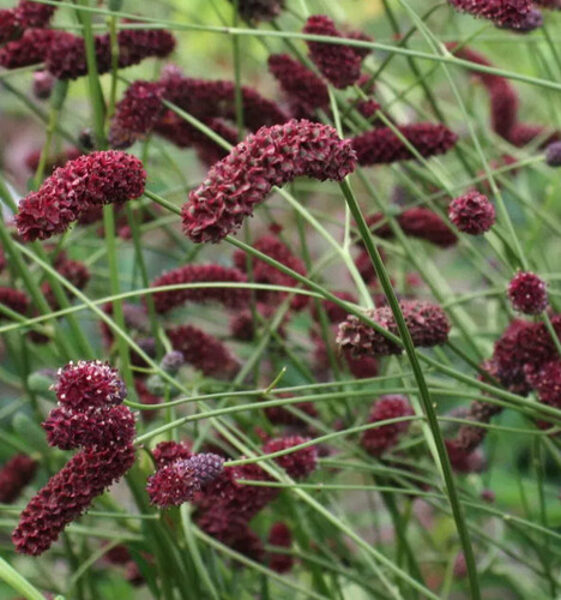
[303,15,367,89]
[507,271,548,315]
[361,395,414,456]
[337,300,450,358]
[15,151,146,242]
[351,123,458,166]
[182,119,356,243]
[449,190,496,234]
[150,264,249,313]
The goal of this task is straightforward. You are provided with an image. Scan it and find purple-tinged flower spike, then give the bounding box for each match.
[109,81,165,149]
[447,0,539,30]
[15,151,146,242]
[53,360,127,411]
[12,444,135,555]
[546,141,561,166]
[182,119,356,243]
[0,1,55,45]
[508,271,548,315]
[361,395,414,456]
[233,234,309,310]
[160,351,185,375]
[0,287,30,315]
[449,190,496,235]
[150,264,249,314]
[45,29,175,80]
[43,405,136,451]
[267,522,294,573]
[268,54,329,115]
[147,454,224,507]
[336,300,450,358]
[229,0,286,22]
[167,325,240,380]
[0,28,55,69]
[0,455,37,503]
[351,123,458,166]
[303,15,364,89]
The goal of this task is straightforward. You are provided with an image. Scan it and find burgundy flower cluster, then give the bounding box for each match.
[351,123,458,166]
[448,190,496,235]
[0,28,55,69]
[15,151,146,242]
[507,271,548,314]
[233,234,309,310]
[0,454,37,503]
[0,286,30,315]
[267,522,294,573]
[336,300,450,358]
[167,324,240,380]
[303,15,370,89]
[182,119,357,243]
[12,361,136,555]
[447,0,542,31]
[150,264,249,313]
[0,0,55,45]
[361,395,414,457]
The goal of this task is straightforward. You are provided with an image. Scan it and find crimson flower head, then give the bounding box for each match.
[303,15,365,89]
[151,264,249,313]
[262,435,317,479]
[361,395,414,456]
[0,454,37,503]
[448,0,540,31]
[449,190,496,235]
[337,300,450,358]
[0,287,30,315]
[182,119,356,243]
[351,123,458,166]
[53,360,127,411]
[152,440,193,469]
[147,453,224,507]
[0,1,55,45]
[507,271,548,315]
[230,0,286,22]
[0,28,55,69]
[16,151,146,242]
[268,53,329,115]
[397,207,457,248]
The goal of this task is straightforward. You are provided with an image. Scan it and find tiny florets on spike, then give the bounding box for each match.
[45,29,175,80]
[303,15,364,89]
[15,151,146,242]
[546,141,561,166]
[447,0,540,31]
[0,28,55,69]
[167,325,240,380]
[0,1,55,45]
[507,271,548,315]
[182,119,356,243]
[336,300,450,358]
[53,360,127,411]
[152,440,193,469]
[448,190,496,235]
[12,444,135,555]
[0,455,37,503]
[268,53,329,115]
[150,264,249,313]
[263,436,317,479]
[147,454,224,507]
[361,395,414,456]
[351,123,458,166]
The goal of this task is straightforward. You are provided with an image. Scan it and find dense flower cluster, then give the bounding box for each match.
[0,28,55,69]
[351,123,458,166]
[448,190,496,234]
[147,453,224,507]
[267,522,294,573]
[268,53,329,115]
[229,0,286,21]
[182,119,356,243]
[167,325,240,380]
[0,287,29,315]
[234,235,309,310]
[150,264,249,313]
[303,15,366,89]
[361,396,414,456]
[396,208,457,248]
[0,454,37,503]
[336,300,450,357]
[447,0,541,30]
[0,1,55,44]
[152,440,193,468]
[12,361,135,555]
[15,151,146,242]
[507,271,548,314]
